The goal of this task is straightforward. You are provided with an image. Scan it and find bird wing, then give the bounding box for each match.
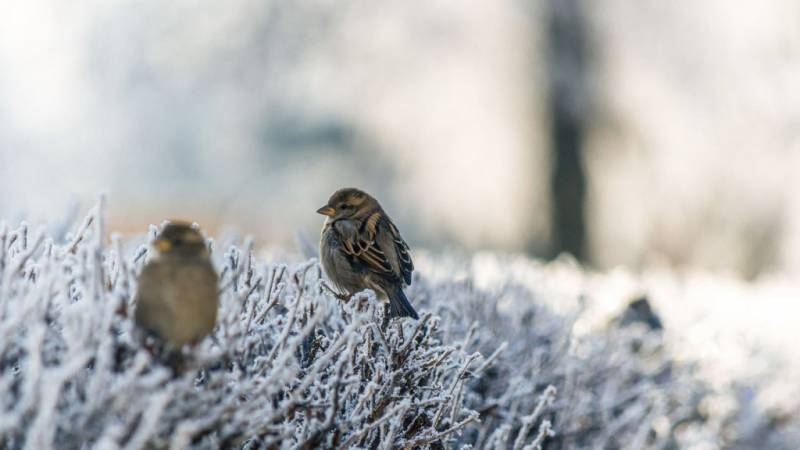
[386,220,414,285]
[133,262,171,334]
[339,211,413,285]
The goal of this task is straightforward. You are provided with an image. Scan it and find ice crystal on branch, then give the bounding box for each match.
[0,204,781,449]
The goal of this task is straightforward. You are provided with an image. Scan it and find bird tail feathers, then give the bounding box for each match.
[387,285,419,320]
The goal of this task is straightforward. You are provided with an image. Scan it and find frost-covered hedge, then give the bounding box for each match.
[0,204,737,449]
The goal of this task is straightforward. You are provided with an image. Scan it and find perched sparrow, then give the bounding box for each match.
[134,222,219,349]
[317,188,419,319]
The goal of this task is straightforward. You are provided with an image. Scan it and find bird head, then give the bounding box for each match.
[317,188,378,220]
[153,221,209,258]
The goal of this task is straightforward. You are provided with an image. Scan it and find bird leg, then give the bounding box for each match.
[166,349,188,377]
[381,302,390,330]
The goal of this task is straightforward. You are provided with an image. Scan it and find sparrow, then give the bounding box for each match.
[317,188,419,319]
[134,222,219,350]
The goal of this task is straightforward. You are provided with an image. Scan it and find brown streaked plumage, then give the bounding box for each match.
[317,188,418,319]
[134,222,219,349]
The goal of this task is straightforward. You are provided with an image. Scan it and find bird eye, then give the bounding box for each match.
[339,203,350,210]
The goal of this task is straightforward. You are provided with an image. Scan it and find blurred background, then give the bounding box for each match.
[1,0,799,278]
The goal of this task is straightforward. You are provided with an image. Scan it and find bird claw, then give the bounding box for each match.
[321,280,350,302]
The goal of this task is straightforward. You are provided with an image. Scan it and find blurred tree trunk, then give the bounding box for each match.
[545,0,589,261]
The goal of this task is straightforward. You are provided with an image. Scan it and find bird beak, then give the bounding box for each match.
[154,237,172,253]
[316,205,336,217]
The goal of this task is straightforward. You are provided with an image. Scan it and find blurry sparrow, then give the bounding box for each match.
[317,188,419,319]
[134,222,219,349]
